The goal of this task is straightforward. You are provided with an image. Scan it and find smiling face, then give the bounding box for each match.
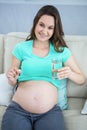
[34,15,55,43]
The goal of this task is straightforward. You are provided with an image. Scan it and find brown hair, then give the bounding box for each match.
[26,5,67,52]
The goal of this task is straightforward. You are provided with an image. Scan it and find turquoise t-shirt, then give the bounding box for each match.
[12,40,72,109]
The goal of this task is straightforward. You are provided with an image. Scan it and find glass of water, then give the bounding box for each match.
[51,58,62,80]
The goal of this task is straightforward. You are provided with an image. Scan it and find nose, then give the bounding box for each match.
[43,28,48,35]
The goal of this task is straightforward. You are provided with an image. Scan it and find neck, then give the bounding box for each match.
[33,40,49,49]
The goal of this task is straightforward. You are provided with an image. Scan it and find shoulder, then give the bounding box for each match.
[12,40,33,61]
[13,40,33,52]
[12,40,33,54]
[63,47,71,53]
[61,47,72,63]
[55,46,71,54]
[15,40,33,48]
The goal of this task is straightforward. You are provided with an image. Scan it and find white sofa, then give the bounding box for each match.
[0,32,87,130]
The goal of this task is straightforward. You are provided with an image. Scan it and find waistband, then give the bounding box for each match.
[7,101,61,115]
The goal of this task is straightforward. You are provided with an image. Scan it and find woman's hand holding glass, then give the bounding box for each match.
[52,58,71,80]
[57,66,71,80]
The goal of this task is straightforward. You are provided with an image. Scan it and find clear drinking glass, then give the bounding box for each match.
[52,58,62,80]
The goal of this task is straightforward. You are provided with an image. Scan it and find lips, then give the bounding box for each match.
[39,32,48,39]
[39,32,46,37]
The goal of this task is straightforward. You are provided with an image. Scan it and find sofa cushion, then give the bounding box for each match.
[58,79,68,110]
[63,109,87,130]
[0,106,6,130]
[0,73,14,106]
[67,97,85,110]
[64,36,87,98]
[4,32,28,72]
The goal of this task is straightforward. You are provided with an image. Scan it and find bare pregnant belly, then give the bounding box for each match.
[12,81,58,114]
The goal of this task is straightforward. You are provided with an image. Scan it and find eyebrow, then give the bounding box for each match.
[39,21,54,28]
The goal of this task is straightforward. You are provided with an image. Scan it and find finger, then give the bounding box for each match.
[7,71,15,79]
[58,66,70,72]
[58,69,71,79]
[13,68,21,75]
[52,69,58,72]
[9,69,17,76]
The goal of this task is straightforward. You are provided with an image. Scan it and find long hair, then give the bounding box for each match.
[26,5,67,52]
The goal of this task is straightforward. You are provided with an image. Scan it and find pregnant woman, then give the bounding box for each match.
[1,5,85,130]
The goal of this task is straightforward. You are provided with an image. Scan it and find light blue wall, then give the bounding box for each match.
[0,2,87,35]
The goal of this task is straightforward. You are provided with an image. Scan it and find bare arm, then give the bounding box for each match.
[6,56,21,86]
[57,55,85,84]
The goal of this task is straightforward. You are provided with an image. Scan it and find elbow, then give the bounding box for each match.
[79,76,86,85]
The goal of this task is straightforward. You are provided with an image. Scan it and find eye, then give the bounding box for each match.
[48,26,54,30]
[39,23,45,27]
